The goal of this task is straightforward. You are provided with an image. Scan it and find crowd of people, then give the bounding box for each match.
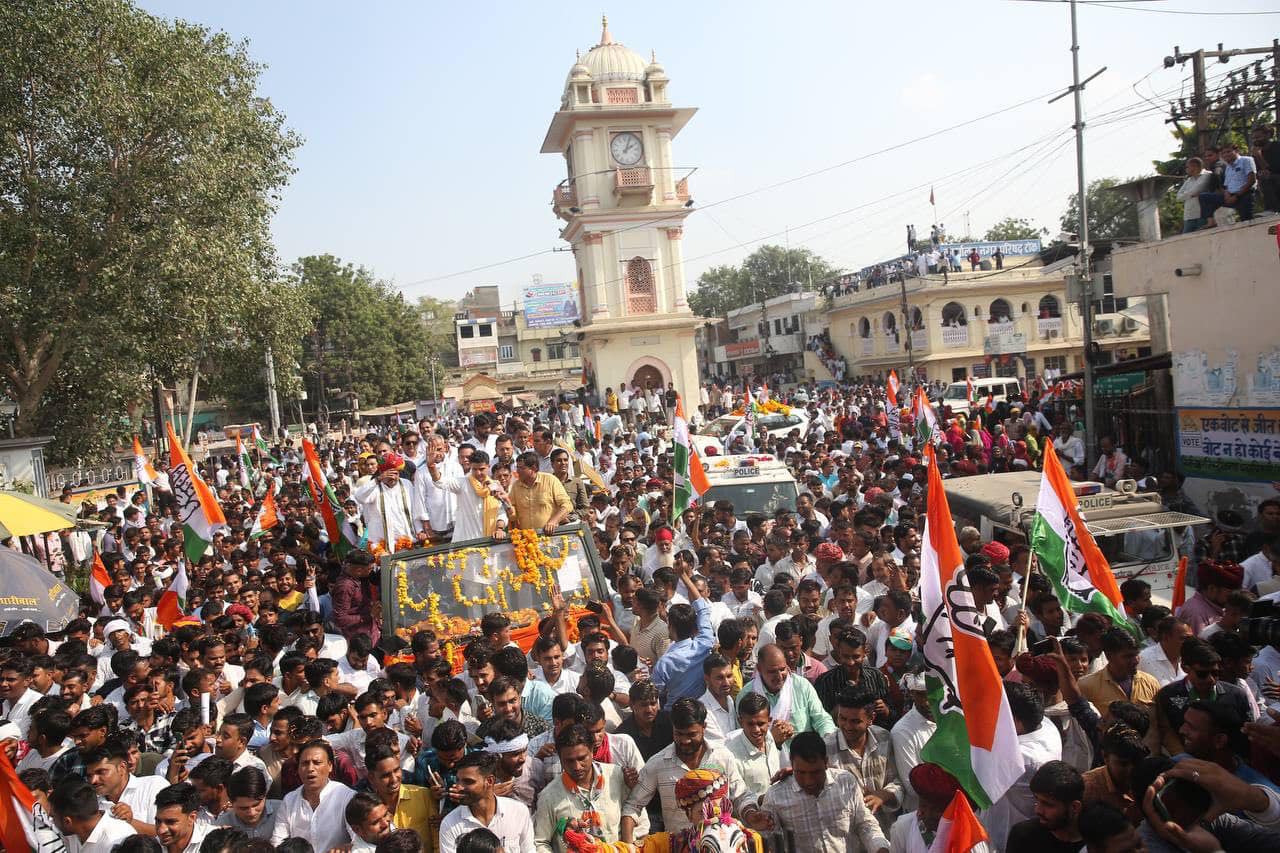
[6,375,1280,853]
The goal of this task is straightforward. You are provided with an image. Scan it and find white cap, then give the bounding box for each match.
[102,619,131,638]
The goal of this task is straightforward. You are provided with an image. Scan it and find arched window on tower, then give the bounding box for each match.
[626,257,657,315]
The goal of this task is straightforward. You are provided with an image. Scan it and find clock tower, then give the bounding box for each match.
[541,17,701,407]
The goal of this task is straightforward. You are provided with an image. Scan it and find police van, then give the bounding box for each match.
[701,454,799,517]
[943,471,1210,605]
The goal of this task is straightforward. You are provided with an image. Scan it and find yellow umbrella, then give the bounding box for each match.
[0,490,80,539]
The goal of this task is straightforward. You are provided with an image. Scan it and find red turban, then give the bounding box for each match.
[909,763,962,802]
[377,452,405,474]
[982,541,1011,564]
[865,487,885,503]
[1015,653,1060,691]
[1199,559,1244,590]
[815,542,844,562]
[654,527,675,543]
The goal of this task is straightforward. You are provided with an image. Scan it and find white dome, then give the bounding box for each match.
[569,17,648,84]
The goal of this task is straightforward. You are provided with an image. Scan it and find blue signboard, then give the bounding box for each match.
[522,283,580,329]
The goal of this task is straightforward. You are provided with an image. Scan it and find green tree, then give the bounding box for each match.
[0,0,300,461]
[1059,178,1140,242]
[295,256,432,412]
[688,245,840,317]
[983,217,1044,241]
[416,297,460,368]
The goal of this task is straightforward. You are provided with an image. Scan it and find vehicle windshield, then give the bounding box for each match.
[943,384,970,400]
[1095,529,1174,566]
[703,481,799,516]
[757,414,802,431]
[699,416,740,438]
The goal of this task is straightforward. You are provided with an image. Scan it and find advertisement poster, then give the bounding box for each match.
[1177,407,1280,482]
[522,282,580,329]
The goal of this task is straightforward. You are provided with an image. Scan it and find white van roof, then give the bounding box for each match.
[942,471,1209,536]
[703,454,789,479]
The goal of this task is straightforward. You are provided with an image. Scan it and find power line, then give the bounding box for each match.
[397,84,1064,290]
[1091,4,1280,13]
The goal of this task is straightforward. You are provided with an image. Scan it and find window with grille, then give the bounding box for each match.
[626,257,657,314]
[499,345,514,360]
[549,343,566,360]
[1042,355,1067,374]
[460,326,474,339]
[606,88,639,104]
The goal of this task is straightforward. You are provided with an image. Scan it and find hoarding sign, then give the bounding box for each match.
[522,283,580,329]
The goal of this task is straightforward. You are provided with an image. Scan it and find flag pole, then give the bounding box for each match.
[1014,551,1038,655]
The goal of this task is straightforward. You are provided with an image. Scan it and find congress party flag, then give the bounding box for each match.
[156,558,189,630]
[302,438,343,552]
[165,422,226,563]
[89,550,112,606]
[236,435,255,490]
[1030,439,1138,636]
[929,789,989,853]
[914,386,941,446]
[249,484,280,540]
[132,436,157,485]
[886,370,901,439]
[0,751,38,853]
[919,444,1022,809]
[672,399,711,522]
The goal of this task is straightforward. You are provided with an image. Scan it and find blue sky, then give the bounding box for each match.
[140,1,1272,306]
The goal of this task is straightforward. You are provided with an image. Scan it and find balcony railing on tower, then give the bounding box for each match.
[615,167,654,197]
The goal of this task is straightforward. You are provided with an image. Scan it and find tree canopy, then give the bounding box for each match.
[688,245,840,317]
[983,217,1044,241]
[0,0,301,462]
[295,256,437,412]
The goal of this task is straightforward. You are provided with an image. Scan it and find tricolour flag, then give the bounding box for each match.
[165,422,226,563]
[156,559,188,629]
[132,436,157,485]
[914,386,941,446]
[672,399,711,522]
[929,789,989,853]
[89,550,112,606]
[0,751,37,853]
[1030,439,1138,636]
[302,438,343,552]
[249,484,280,540]
[236,435,254,490]
[919,444,1023,809]
[886,369,901,439]
[252,424,279,464]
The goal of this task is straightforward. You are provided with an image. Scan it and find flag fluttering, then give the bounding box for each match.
[302,438,343,552]
[165,423,226,563]
[672,399,711,522]
[929,789,989,853]
[236,435,255,490]
[914,386,941,446]
[918,444,1023,809]
[89,550,112,606]
[1031,440,1139,636]
[132,436,157,485]
[1172,555,1189,611]
[886,370,902,439]
[156,558,189,630]
[0,751,38,853]
[249,484,280,540]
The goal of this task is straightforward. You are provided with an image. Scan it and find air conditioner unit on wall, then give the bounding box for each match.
[1093,318,1116,336]
[1121,316,1140,333]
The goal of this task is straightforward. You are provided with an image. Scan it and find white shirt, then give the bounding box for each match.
[890,707,936,813]
[724,728,782,799]
[100,773,168,827]
[1242,551,1277,591]
[700,688,738,748]
[353,479,418,547]
[534,666,581,696]
[270,780,356,852]
[980,722,1063,853]
[721,590,764,621]
[73,814,136,853]
[416,457,462,532]
[433,474,499,544]
[438,796,535,853]
[1138,643,1184,687]
[337,655,380,693]
[757,613,790,649]
[2,688,43,739]
[16,740,72,773]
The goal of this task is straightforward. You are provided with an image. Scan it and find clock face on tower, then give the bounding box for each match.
[610,132,644,166]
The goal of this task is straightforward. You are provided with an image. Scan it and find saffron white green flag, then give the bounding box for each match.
[929,789,990,853]
[914,386,941,447]
[1030,439,1139,636]
[918,445,1023,810]
[249,484,279,540]
[236,435,255,490]
[165,422,227,563]
[672,399,710,521]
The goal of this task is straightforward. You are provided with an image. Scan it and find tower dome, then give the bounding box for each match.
[575,16,648,83]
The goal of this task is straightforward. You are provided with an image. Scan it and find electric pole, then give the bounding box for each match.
[1165,41,1279,151]
[900,276,915,388]
[264,347,281,438]
[1049,0,1106,470]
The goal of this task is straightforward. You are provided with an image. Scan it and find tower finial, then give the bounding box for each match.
[600,15,613,45]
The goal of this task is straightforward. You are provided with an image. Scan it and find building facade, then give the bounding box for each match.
[1110,216,1280,521]
[710,292,817,380]
[819,256,1152,384]
[541,18,701,404]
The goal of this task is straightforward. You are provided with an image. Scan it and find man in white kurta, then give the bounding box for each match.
[353,459,419,549]
[416,435,461,539]
[428,451,509,544]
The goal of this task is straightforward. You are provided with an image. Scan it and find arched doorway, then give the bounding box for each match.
[631,364,663,392]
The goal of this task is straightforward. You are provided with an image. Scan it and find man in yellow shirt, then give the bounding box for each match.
[366,747,436,847]
[1077,627,1160,725]
[508,452,574,533]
